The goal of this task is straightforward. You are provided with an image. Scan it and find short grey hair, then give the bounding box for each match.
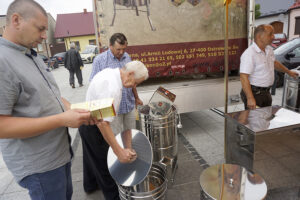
[70,42,76,49]
[124,61,149,80]
[6,0,47,24]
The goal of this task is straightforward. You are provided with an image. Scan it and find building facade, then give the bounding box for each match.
[54,9,96,53]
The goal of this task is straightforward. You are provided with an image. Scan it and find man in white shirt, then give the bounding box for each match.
[240,24,298,110]
[78,60,148,199]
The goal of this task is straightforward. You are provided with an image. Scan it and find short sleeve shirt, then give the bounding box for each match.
[90,49,134,114]
[240,42,275,87]
[86,68,123,123]
[0,38,71,182]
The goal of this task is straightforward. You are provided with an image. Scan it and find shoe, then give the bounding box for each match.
[84,187,100,194]
[79,84,83,87]
[71,84,75,88]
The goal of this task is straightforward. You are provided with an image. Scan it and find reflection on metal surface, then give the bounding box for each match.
[107,129,153,186]
[282,72,300,112]
[118,163,167,200]
[228,105,300,133]
[200,164,267,200]
[225,106,300,189]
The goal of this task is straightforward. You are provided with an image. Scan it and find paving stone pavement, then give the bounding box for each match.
[0,63,299,199]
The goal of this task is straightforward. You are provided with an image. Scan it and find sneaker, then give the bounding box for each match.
[71,84,75,88]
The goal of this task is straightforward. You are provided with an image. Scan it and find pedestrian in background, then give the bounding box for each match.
[64,42,84,88]
[240,24,298,110]
[0,1,94,199]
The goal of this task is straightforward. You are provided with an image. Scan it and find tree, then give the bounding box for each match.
[255,4,261,19]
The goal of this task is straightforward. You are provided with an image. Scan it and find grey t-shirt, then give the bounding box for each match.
[0,38,71,182]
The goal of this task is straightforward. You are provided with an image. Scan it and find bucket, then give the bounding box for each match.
[138,103,178,182]
[118,163,168,200]
[282,68,300,112]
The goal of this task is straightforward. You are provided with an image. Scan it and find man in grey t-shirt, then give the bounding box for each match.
[0,1,94,200]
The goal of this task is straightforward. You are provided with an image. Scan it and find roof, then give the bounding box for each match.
[256,0,295,18]
[54,11,94,38]
[289,1,300,10]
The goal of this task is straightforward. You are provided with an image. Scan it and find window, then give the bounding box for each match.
[295,17,300,35]
[89,39,96,45]
[292,47,300,58]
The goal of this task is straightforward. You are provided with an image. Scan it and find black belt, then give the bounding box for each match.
[251,85,271,92]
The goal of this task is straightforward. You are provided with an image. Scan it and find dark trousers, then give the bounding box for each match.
[79,125,120,200]
[240,88,272,110]
[69,68,83,86]
[19,162,73,200]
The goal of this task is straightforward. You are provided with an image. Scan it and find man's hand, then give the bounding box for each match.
[115,148,137,163]
[135,98,143,107]
[287,70,299,79]
[247,97,256,110]
[60,109,91,127]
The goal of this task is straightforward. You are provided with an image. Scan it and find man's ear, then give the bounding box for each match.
[129,71,135,77]
[11,13,22,29]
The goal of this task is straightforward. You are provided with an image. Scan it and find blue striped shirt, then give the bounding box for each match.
[89,49,134,114]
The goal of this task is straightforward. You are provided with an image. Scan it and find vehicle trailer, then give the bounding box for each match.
[92,0,254,112]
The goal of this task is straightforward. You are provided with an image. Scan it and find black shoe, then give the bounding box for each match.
[84,188,99,194]
[79,84,83,87]
[71,84,75,88]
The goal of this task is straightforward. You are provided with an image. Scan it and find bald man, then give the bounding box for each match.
[240,24,298,110]
[0,1,93,199]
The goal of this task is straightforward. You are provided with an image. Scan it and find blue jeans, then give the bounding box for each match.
[19,162,73,200]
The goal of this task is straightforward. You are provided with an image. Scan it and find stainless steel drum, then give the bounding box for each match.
[138,102,178,182]
[200,164,267,200]
[118,163,168,200]
[282,69,300,112]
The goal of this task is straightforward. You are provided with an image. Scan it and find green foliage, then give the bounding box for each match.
[255,4,261,19]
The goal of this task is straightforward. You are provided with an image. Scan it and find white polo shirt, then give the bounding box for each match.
[86,68,122,122]
[240,42,275,87]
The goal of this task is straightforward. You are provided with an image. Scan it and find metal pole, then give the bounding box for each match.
[224,0,229,160]
[224,1,229,115]
[92,0,101,50]
[248,0,255,45]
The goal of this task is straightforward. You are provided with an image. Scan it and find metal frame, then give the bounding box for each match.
[111,0,156,31]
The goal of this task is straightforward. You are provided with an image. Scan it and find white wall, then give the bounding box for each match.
[289,8,300,40]
[255,14,289,35]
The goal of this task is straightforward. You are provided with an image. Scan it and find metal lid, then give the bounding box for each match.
[107,129,153,187]
[200,164,267,200]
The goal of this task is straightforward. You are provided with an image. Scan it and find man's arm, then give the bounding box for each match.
[0,109,91,139]
[61,97,71,110]
[132,86,143,106]
[274,60,298,78]
[97,121,136,163]
[64,52,68,68]
[240,73,256,109]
